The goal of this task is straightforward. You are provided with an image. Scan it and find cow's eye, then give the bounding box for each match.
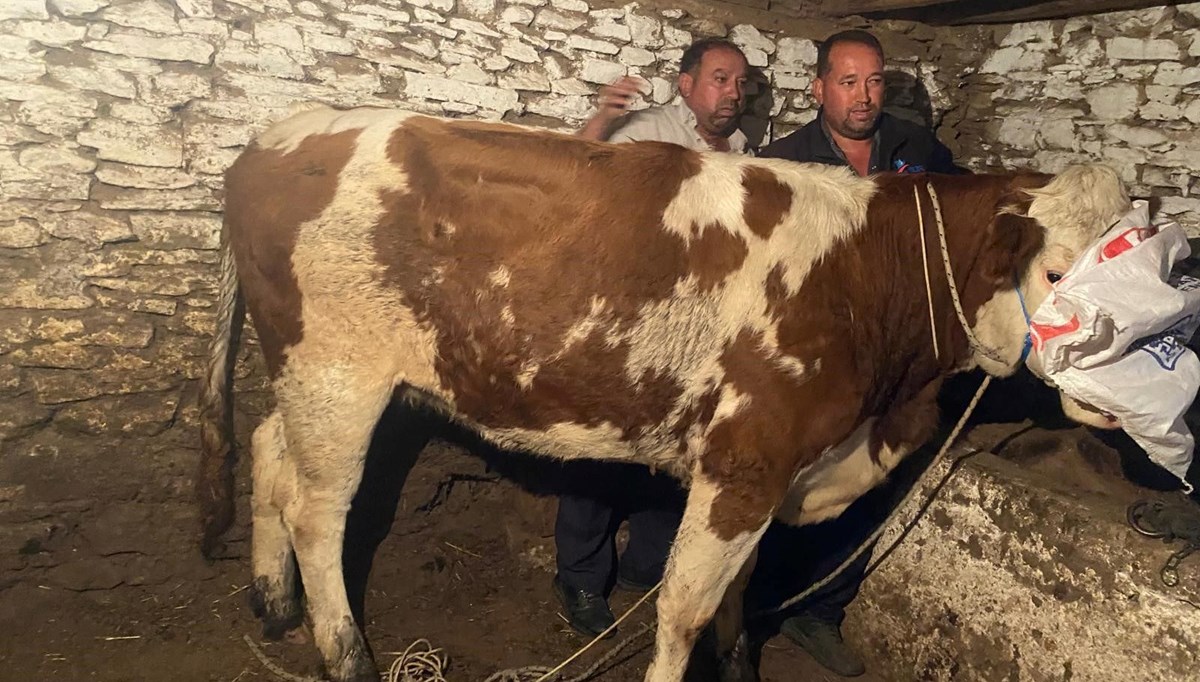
[1046,271,1064,284]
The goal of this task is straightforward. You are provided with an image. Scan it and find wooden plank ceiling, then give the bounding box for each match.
[751,0,1188,25]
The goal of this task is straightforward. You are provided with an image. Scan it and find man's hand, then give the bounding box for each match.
[578,76,649,141]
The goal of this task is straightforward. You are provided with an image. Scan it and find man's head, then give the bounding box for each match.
[813,30,885,141]
[679,38,749,139]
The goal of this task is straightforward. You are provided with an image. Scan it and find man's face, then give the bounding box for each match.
[813,41,885,141]
[679,47,749,138]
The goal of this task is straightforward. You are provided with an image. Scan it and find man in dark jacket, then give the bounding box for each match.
[752,29,961,678]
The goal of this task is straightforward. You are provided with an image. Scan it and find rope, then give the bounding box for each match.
[914,185,941,361]
[526,584,661,682]
[384,639,449,682]
[926,182,1008,365]
[243,635,321,682]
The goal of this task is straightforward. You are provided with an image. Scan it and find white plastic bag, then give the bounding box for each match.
[1029,200,1200,487]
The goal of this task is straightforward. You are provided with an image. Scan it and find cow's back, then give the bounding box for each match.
[223,105,875,470]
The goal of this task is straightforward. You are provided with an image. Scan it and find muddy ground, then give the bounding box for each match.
[0,372,1188,682]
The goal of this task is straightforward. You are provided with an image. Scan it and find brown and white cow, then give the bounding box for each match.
[198,103,1129,682]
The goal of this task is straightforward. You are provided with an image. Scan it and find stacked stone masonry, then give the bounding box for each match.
[0,0,1197,601]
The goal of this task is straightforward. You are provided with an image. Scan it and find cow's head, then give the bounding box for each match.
[970,164,1131,428]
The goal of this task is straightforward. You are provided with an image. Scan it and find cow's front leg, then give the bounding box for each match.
[644,472,773,682]
[713,546,757,682]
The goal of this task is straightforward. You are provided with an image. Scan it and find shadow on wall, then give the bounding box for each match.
[883,69,935,130]
[740,66,774,150]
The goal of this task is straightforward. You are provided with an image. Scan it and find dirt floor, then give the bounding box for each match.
[0,373,1189,682]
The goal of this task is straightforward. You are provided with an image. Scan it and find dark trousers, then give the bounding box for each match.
[745,431,946,627]
[554,462,685,595]
[747,511,875,626]
[554,461,904,620]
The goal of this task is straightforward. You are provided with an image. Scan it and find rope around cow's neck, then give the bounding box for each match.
[925,181,1013,367]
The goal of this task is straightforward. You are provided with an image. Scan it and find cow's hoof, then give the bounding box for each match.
[717,633,757,682]
[249,576,304,640]
[325,619,380,682]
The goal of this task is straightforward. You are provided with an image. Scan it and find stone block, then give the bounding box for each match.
[0,0,50,20]
[404,73,521,113]
[100,0,180,34]
[566,35,619,55]
[579,57,625,85]
[83,31,213,64]
[1085,83,1140,120]
[77,120,183,168]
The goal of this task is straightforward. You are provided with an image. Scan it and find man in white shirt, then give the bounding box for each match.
[552,38,751,638]
[579,38,750,152]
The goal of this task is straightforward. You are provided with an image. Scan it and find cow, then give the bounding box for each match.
[197,103,1129,682]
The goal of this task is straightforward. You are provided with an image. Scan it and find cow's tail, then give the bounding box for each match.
[197,222,246,559]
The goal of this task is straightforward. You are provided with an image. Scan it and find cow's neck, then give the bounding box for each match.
[839,176,1003,417]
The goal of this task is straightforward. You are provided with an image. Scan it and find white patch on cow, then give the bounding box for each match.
[255,103,421,155]
[516,360,539,390]
[556,296,610,356]
[710,383,750,427]
[480,420,635,462]
[663,154,873,293]
[272,109,449,407]
[489,265,511,288]
[774,418,908,526]
[500,305,515,327]
[421,265,445,288]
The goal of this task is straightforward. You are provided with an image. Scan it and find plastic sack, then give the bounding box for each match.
[1029,200,1200,488]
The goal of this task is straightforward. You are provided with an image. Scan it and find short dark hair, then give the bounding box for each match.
[679,38,747,76]
[816,30,885,77]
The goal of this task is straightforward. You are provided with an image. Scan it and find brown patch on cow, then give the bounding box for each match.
[982,211,1045,285]
[763,264,788,320]
[688,222,748,291]
[223,129,361,376]
[741,166,792,238]
[701,330,861,540]
[372,116,702,436]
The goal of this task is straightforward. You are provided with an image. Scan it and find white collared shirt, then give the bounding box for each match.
[608,100,749,154]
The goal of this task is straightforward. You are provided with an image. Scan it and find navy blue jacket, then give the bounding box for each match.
[759,111,960,174]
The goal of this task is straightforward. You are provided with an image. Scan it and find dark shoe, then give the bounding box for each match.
[780,615,866,677]
[615,564,660,594]
[552,575,616,637]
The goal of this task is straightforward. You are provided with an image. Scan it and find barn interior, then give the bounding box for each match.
[2,0,1199,680]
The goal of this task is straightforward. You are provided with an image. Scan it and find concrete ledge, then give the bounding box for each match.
[847,448,1200,681]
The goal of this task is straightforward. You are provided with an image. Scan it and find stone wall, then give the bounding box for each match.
[0,0,975,518]
[952,4,1200,234]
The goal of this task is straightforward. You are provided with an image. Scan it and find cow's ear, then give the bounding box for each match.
[982,209,1044,285]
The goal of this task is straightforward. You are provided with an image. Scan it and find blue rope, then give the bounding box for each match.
[1014,275,1034,364]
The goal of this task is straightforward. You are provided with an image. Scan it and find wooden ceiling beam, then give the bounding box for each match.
[831,0,1190,25]
[818,0,956,16]
[937,0,1187,25]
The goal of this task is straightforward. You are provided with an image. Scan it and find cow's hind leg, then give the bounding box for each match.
[279,372,395,682]
[249,410,304,639]
[644,473,772,682]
